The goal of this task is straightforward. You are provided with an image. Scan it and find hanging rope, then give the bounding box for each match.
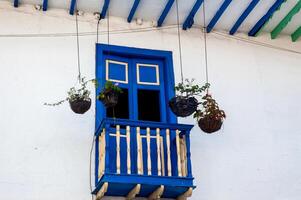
[75,4,82,83]
[202,0,209,91]
[96,17,101,43]
[175,0,184,84]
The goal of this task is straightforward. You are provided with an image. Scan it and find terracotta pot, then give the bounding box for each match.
[198,116,223,134]
[69,98,91,114]
[169,96,198,117]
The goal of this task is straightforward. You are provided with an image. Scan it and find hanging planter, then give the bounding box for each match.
[98,81,122,108]
[169,79,209,117]
[193,94,226,134]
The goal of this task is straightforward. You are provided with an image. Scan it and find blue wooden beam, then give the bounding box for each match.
[14,0,19,7]
[42,0,48,11]
[157,0,175,27]
[101,0,110,19]
[182,0,204,30]
[229,0,260,35]
[207,0,232,33]
[69,0,76,15]
[248,0,285,36]
[127,0,141,23]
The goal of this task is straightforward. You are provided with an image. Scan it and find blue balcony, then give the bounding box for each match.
[93,118,195,199]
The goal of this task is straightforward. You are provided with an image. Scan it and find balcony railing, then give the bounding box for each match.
[93,118,195,199]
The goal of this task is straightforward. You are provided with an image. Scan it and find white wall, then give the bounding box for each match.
[0,2,301,200]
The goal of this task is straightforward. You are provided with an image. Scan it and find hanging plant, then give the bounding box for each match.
[97,81,123,108]
[45,78,95,114]
[169,79,209,117]
[193,94,226,134]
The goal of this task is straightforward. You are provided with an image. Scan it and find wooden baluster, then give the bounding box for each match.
[104,124,111,173]
[160,137,165,176]
[156,128,162,176]
[136,127,143,175]
[146,127,152,175]
[185,132,193,178]
[116,125,121,174]
[101,131,106,176]
[166,129,172,176]
[176,129,182,177]
[180,136,187,177]
[98,134,102,178]
[126,126,131,174]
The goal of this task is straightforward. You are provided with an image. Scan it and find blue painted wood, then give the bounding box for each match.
[95,136,99,185]
[42,0,48,11]
[207,0,232,33]
[127,0,141,23]
[229,0,260,35]
[157,0,175,27]
[104,123,111,173]
[248,0,285,36]
[185,131,193,178]
[13,0,18,7]
[101,0,110,19]
[69,0,76,15]
[182,0,204,30]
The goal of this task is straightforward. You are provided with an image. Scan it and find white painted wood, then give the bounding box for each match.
[96,182,108,200]
[156,128,162,176]
[148,185,164,200]
[166,129,172,176]
[176,129,182,177]
[116,125,121,174]
[136,127,143,175]
[126,125,131,174]
[146,127,152,175]
[126,184,141,200]
[160,137,165,176]
[98,129,106,178]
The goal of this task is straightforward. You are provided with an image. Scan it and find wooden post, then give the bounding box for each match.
[166,129,172,176]
[116,125,121,174]
[136,127,143,175]
[146,127,152,175]
[176,129,182,177]
[126,126,131,174]
[156,128,162,176]
[105,124,110,173]
[185,132,193,178]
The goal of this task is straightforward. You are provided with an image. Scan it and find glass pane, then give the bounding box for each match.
[138,89,160,122]
[106,88,129,119]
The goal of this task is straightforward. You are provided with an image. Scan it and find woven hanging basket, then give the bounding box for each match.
[100,90,119,108]
[198,116,223,134]
[69,98,91,114]
[169,96,198,117]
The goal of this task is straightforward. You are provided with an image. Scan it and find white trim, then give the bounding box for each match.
[136,63,160,85]
[106,59,128,84]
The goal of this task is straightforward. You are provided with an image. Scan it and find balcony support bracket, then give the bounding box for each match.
[126,184,141,200]
[148,185,164,200]
[96,182,108,200]
[177,187,193,200]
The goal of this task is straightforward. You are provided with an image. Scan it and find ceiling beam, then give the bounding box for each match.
[101,0,110,19]
[13,0,18,7]
[207,0,232,33]
[229,0,260,35]
[248,0,286,37]
[69,0,76,15]
[182,0,204,30]
[271,1,301,39]
[291,26,301,42]
[157,0,175,27]
[42,0,48,11]
[127,0,141,23]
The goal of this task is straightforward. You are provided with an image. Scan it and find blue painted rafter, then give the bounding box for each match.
[182,0,204,30]
[248,0,286,36]
[101,0,110,19]
[69,0,76,15]
[42,0,48,11]
[229,0,260,35]
[127,0,141,23]
[157,0,175,27]
[14,0,18,7]
[207,0,232,33]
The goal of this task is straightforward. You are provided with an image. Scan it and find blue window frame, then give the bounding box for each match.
[95,44,177,128]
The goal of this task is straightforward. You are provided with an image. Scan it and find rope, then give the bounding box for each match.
[96,17,101,43]
[175,0,184,84]
[75,5,81,83]
[202,0,209,92]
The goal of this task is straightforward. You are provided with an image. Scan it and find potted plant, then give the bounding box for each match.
[45,78,93,114]
[169,79,210,117]
[193,94,226,134]
[98,81,122,108]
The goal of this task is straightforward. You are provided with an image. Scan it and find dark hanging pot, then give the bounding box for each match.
[69,98,91,114]
[169,96,198,117]
[100,90,119,108]
[198,116,223,134]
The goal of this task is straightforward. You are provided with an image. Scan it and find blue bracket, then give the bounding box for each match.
[207,0,232,33]
[14,0,18,7]
[182,0,204,30]
[248,0,285,36]
[127,0,141,23]
[229,0,259,35]
[157,0,175,27]
[69,0,76,15]
[42,0,48,11]
[101,0,110,19]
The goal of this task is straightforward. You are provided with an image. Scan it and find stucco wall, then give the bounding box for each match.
[0,2,301,200]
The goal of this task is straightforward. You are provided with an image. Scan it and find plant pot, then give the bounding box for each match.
[69,98,91,114]
[100,90,119,108]
[198,116,223,134]
[169,96,198,117]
